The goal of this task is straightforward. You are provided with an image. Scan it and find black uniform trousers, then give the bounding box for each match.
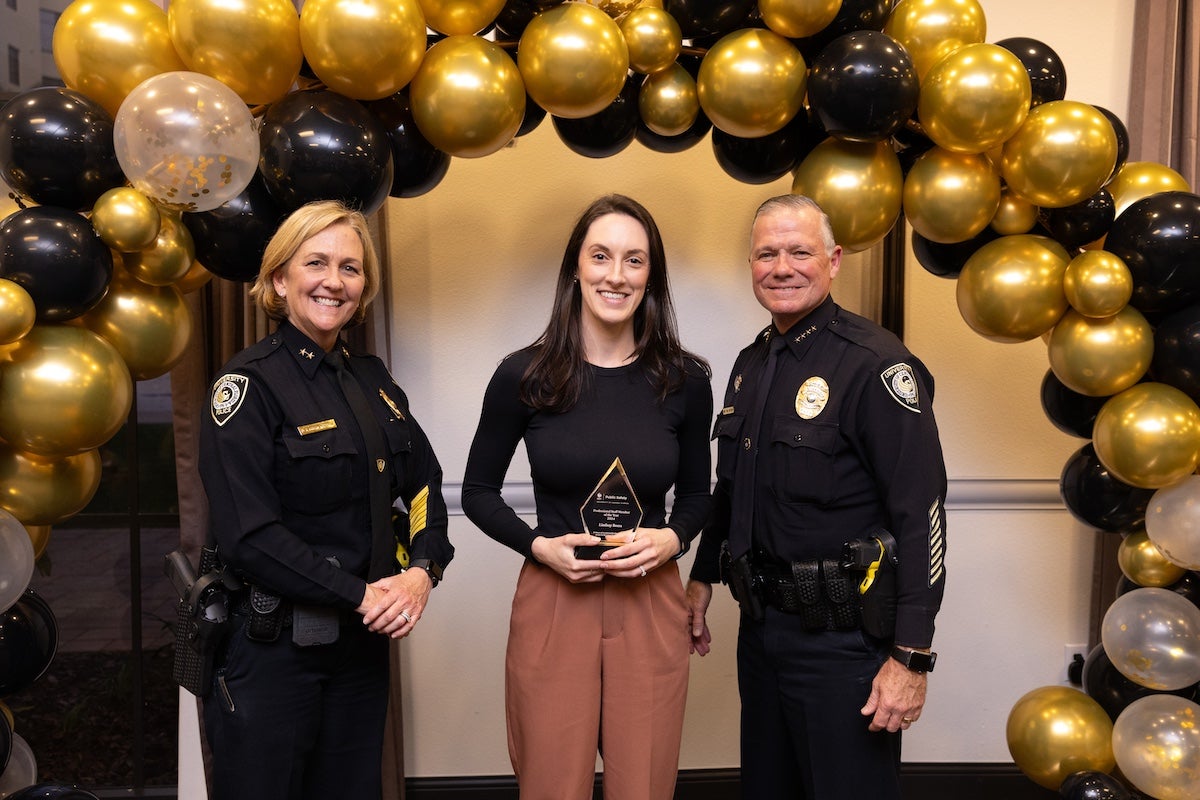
[203,613,389,800]
[737,607,901,800]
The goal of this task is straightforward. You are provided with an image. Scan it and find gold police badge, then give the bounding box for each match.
[795,377,829,419]
[211,374,249,426]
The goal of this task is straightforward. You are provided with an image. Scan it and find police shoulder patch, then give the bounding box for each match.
[880,362,920,413]
[211,373,250,426]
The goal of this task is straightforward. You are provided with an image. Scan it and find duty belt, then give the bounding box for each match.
[755,557,862,631]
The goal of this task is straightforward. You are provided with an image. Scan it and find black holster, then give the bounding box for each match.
[719,540,765,621]
[841,530,899,640]
[165,546,240,697]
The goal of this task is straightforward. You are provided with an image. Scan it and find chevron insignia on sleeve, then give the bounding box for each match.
[928,499,945,587]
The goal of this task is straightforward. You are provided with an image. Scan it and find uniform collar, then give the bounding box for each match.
[767,295,837,354]
[278,319,345,379]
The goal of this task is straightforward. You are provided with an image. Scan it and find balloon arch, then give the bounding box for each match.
[3,0,1200,797]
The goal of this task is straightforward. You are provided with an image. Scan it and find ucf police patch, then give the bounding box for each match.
[880,363,921,412]
[211,374,250,426]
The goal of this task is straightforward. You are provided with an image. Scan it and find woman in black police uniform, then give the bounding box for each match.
[199,200,452,800]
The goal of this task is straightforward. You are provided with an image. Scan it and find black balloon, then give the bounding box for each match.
[0,701,9,775]
[5,784,101,800]
[911,227,999,279]
[1151,302,1200,405]
[1041,369,1108,438]
[1060,443,1155,532]
[0,206,113,322]
[1082,643,1199,722]
[711,111,823,184]
[515,94,548,138]
[495,0,560,39]
[182,174,286,283]
[1119,571,1200,609]
[995,37,1067,106]
[1094,106,1129,181]
[552,79,639,159]
[0,87,125,212]
[364,92,451,199]
[1040,189,1115,251]
[793,0,891,62]
[1105,191,1200,314]
[665,0,757,40]
[636,111,713,154]
[1059,769,1134,800]
[259,89,393,215]
[0,589,58,696]
[808,31,918,142]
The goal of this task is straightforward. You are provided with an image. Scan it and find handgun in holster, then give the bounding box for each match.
[165,546,237,696]
[840,530,899,640]
[720,540,765,621]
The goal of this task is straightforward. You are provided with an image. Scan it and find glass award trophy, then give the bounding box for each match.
[575,457,643,560]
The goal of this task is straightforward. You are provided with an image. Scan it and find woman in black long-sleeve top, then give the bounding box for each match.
[461,194,712,800]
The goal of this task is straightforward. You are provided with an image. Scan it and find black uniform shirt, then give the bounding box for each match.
[691,296,947,647]
[199,319,452,610]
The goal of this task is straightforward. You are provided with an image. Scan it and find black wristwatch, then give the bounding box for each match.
[409,558,442,588]
[891,647,936,673]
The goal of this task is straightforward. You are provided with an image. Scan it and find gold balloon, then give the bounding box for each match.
[519,3,630,119]
[1047,306,1153,397]
[792,139,903,253]
[0,325,133,457]
[883,0,987,81]
[620,7,682,75]
[90,187,161,253]
[955,234,1070,342]
[419,0,506,35]
[0,279,36,345]
[411,36,526,159]
[1006,686,1115,790]
[638,64,698,137]
[991,188,1038,235]
[759,0,841,38]
[903,147,1001,243]
[52,0,187,117]
[1119,529,1188,588]
[23,523,51,559]
[1001,101,1118,208]
[81,270,193,381]
[168,0,302,105]
[697,28,807,138]
[1107,161,1192,218]
[917,43,1031,154]
[175,259,215,294]
[0,444,102,526]
[1063,250,1133,318]
[1094,383,1200,489]
[300,0,427,101]
[121,212,195,287]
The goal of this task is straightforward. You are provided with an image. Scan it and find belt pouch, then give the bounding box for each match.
[791,560,828,630]
[822,559,862,631]
[246,586,285,642]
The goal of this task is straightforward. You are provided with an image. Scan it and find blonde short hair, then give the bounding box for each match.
[249,200,382,327]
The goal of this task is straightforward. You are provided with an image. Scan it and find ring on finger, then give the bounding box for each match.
[639,565,647,578]
[901,716,914,723]
[400,610,411,623]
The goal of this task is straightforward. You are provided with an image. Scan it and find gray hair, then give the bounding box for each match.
[752,194,837,255]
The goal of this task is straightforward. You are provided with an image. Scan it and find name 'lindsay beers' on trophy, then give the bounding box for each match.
[576,457,644,560]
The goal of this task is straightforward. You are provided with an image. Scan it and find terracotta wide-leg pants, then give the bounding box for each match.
[505,559,690,800]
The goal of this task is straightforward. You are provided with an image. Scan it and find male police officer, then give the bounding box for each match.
[686,195,947,799]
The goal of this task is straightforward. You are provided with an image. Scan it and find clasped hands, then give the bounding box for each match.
[356,568,432,639]
[531,527,680,584]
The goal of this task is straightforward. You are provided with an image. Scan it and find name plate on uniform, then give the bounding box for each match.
[575,457,643,560]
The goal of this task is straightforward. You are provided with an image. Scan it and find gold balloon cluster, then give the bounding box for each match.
[1006,686,1115,790]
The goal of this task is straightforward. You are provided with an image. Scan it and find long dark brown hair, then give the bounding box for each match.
[519,194,708,412]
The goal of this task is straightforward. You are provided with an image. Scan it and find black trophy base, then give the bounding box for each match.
[574,539,625,560]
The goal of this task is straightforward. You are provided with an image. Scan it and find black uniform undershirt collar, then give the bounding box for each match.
[770,294,837,359]
[277,319,344,380]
